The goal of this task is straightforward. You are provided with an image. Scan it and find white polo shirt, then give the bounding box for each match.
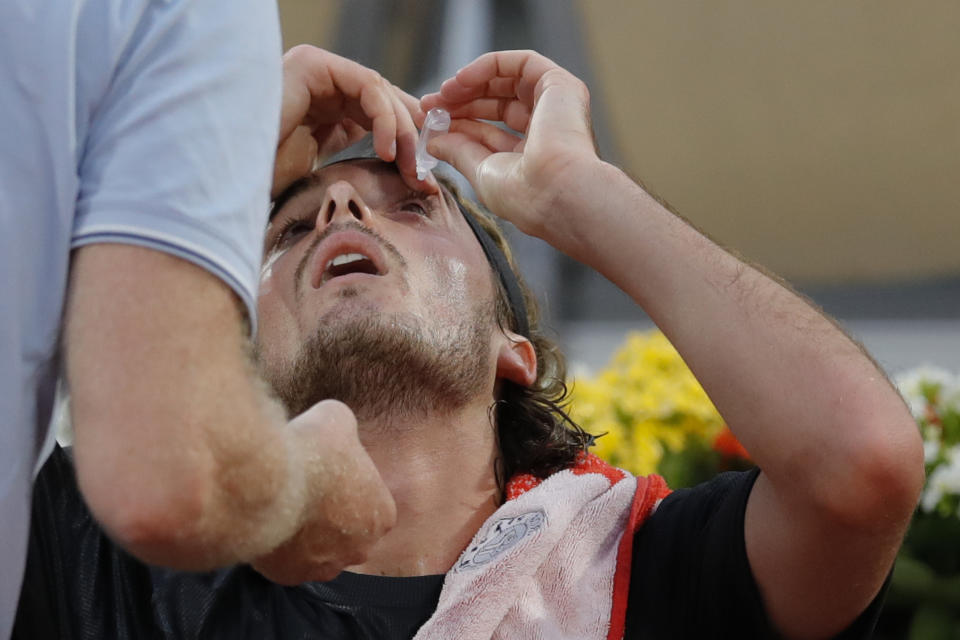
[0,0,281,634]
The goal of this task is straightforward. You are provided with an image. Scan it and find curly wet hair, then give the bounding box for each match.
[437,177,593,499]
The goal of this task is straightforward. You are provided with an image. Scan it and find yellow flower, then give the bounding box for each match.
[591,418,628,466]
[629,433,663,476]
[567,329,724,478]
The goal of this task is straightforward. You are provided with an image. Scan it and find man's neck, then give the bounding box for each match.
[347,401,500,577]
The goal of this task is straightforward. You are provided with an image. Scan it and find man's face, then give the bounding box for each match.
[256,160,499,420]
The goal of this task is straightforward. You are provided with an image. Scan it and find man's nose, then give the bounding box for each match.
[315,181,372,228]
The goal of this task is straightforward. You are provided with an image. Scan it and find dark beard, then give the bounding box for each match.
[262,308,492,423]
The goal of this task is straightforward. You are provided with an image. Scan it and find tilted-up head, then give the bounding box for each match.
[256,144,590,495]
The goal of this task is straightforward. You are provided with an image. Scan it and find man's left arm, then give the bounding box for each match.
[421,50,924,639]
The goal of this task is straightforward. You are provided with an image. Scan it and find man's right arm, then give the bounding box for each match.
[65,244,394,579]
[422,50,923,638]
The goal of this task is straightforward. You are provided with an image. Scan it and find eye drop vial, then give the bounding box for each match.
[416,108,451,180]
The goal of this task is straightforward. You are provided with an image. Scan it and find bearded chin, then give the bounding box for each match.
[262,308,492,423]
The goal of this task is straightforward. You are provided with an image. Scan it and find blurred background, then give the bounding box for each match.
[275,0,959,375]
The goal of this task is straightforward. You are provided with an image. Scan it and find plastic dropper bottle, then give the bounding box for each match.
[416,108,451,180]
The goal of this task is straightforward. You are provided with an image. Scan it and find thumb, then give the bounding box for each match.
[279,68,311,143]
[428,132,523,208]
[526,75,596,159]
[472,152,525,224]
[426,131,489,186]
[273,125,318,199]
[292,399,358,438]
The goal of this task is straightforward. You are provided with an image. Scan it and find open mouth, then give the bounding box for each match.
[309,229,392,291]
[321,252,381,284]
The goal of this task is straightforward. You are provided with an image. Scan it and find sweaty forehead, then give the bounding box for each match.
[270,160,407,222]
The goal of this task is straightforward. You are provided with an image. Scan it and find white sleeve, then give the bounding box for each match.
[72,0,283,335]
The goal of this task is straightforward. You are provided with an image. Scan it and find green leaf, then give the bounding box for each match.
[921,381,943,405]
[907,604,956,640]
[942,411,960,446]
[890,552,960,612]
[892,554,936,594]
[656,440,720,489]
[905,516,960,576]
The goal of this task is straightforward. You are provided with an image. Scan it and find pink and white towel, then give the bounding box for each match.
[414,453,670,640]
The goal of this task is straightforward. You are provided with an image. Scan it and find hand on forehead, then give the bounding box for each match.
[273,46,436,199]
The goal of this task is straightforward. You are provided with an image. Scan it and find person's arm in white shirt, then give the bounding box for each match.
[64,11,419,582]
[66,244,393,583]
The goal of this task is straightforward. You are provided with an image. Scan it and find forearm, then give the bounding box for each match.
[550,160,923,520]
[66,245,309,569]
[421,47,923,636]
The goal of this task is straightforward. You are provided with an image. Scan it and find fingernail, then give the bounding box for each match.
[389,140,397,158]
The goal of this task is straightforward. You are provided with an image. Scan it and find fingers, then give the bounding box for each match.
[313,119,368,159]
[252,529,354,585]
[426,131,512,203]
[425,118,525,195]
[420,50,556,111]
[279,52,315,143]
[429,75,519,104]
[252,541,347,586]
[437,50,556,104]
[296,397,357,428]
[279,45,429,189]
[387,88,437,193]
[392,86,424,123]
[427,131,484,178]
[448,118,523,154]
[420,50,590,141]
[255,398,396,586]
[523,69,594,154]
[272,125,318,199]
[307,54,406,167]
[428,98,532,134]
[387,86,443,192]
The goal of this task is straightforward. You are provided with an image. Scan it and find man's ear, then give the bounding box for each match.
[495,332,537,387]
